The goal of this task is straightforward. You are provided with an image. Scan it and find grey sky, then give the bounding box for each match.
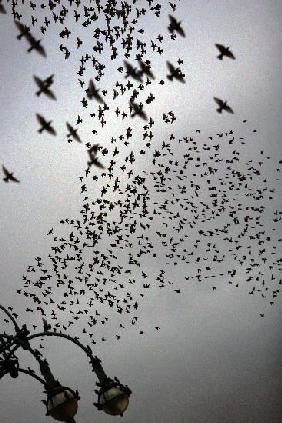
[0,1,281,422]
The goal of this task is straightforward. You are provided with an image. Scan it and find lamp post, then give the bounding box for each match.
[0,303,131,422]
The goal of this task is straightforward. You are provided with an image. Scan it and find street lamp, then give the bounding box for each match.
[0,303,132,422]
[45,384,79,422]
[95,382,131,416]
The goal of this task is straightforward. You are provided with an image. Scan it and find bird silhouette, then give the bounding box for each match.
[213,97,234,114]
[166,61,185,83]
[66,122,82,143]
[2,165,20,183]
[168,15,185,37]
[33,75,56,100]
[215,44,235,60]
[36,114,56,135]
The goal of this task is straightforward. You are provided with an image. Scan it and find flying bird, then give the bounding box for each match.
[87,144,105,169]
[2,165,20,183]
[168,15,185,37]
[91,157,105,169]
[166,61,185,83]
[124,60,143,82]
[138,59,155,80]
[15,21,46,57]
[36,114,57,135]
[27,37,46,57]
[213,97,234,114]
[33,75,56,100]
[15,21,31,40]
[86,79,104,104]
[66,122,82,143]
[130,100,148,121]
[215,44,235,60]
[87,144,100,160]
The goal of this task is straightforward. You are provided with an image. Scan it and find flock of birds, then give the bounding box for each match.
[1,0,237,183]
[1,0,281,346]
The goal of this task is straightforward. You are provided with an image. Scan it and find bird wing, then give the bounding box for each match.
[33,75,42,87]
[213,97,223,106]
[88,79,95,91]
[45,88,56,100]
[86,79,95,98]
[178,27,185,37]
[215,43,224,52]
[88,144,99,156]
[124,60,131,72]
[176,71,185,82]
[49,126,57,136]
[44,74,54,85]
[15,20,26,33]
[31,38,46,57]
[166,61,174,72]
[36,113,44,125]
[94,92,104,104]
[10,174,20,183]
[224,104,234,114]
[226,50,235,59]
[169,15,177,25]
[93,158,105,169]
[2,165,9,177]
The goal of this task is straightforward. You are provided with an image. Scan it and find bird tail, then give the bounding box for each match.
[36,90,41,96]
[38,128,43,133]
[217,54,223,60]
[167,74,173,81]
[216,108,222,114]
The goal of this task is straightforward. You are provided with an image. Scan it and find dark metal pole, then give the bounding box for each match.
[18,367,47,386]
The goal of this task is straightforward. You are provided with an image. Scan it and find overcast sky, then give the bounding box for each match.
[0,1,281,422]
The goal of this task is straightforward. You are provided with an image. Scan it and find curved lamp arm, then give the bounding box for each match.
[27,331,109,384]
[18,367,47,386]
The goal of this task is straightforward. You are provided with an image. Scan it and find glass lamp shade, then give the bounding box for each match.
[47,388,78,422]
[99,386,130,416]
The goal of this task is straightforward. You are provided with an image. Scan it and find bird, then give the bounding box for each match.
[213,97,234,114]
[15,21,46,57]
[66,122,82,143]
[166,61,185,83]
[15,20,31,40]
[168,15,185,37]
[215,44,235,60]
[27,38,46,57]
[86,79,104,103]
[130,100,148,120]
[124,60,143,82]
[33,75,56,100]
[138,59,155,80]
[2,165,20,183]
[87,144,105,169]
[36,114,57,135]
